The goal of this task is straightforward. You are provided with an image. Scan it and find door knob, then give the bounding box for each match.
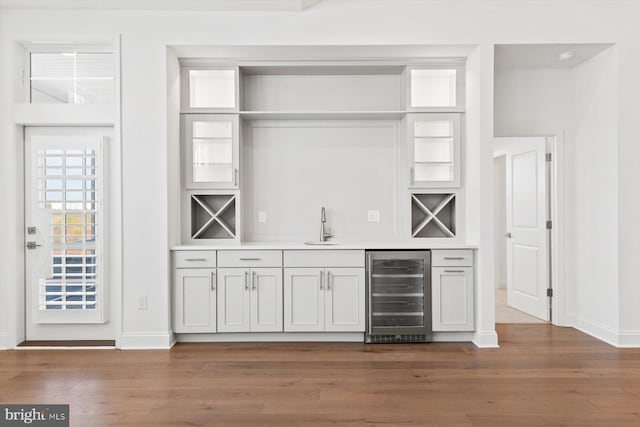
[505,232,512,238]
[26,241,42,250]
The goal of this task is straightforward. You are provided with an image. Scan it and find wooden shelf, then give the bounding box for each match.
[240,110,407,120]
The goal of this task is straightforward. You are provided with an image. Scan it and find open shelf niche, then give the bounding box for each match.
[411,193,456,238]
[184,191,238,242]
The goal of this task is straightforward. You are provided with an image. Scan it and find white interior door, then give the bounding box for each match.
[25,127,114,341]
[505,137,549,321]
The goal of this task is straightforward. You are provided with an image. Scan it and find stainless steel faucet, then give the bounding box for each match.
[320,207,332,242]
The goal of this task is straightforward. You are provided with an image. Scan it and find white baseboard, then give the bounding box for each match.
[572,316,619,347]
[0,333,8,350]
[177,332,364,343]
[117,332,175,349]
[616,331,640,347]
[432,331,474,342]
[472,330,499,348]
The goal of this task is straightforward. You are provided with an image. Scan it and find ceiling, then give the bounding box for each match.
[495,44,613,69]
[0,0,323,11]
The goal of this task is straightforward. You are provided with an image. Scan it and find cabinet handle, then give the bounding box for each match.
[234,168,238,186]
[211,272,216,291]
[319,270,323,290]
[252,271,256,291]
[410,166,415,185]
[444,257,465,260]
[244,270,249,290]
[239,258,260,261]
[327,270,331,291]
[444,270,465,273]
[185,258,206,262]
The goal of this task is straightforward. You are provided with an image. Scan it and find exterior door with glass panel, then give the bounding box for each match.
[183,114,239,189]
[25,127,114,341]
[408,113,461,188]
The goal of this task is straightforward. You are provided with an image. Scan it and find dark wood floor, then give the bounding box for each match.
[1,324,639,426]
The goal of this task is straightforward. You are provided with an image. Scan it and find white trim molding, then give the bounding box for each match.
[618,331,640,348]
[0,334,9,350]
[177,332,363,343]
[472,330,499,348]
[573,316,621,347]
[117,333,175,350]
[0,0,323,11]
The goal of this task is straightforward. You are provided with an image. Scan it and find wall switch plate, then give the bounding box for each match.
[258,211,267,223]
[137,295,148,311]
[368,210,381,222]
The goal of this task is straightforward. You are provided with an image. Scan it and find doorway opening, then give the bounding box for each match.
[493,137,555,324]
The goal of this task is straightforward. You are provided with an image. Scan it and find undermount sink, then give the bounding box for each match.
[304,241,340,246]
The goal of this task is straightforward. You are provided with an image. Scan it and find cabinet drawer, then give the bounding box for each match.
[174,250,217,268]
[284,250,364,268]
[432,250,473,267]
[218,250,282,267]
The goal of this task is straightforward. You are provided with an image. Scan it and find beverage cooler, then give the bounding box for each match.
[365,251,431,343]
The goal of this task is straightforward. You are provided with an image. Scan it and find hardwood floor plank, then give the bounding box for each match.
[1,324,640,426]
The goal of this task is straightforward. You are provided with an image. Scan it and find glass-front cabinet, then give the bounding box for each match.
[183,114,239,189]
[408,113,461,188]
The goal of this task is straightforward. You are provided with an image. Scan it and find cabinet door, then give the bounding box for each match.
[432,266,474,331]
[324,268,365,332]
[284,268,324,332]
[250,268,283,332]
[217,268,250,332]
[408,113,460,188]
[184,114,239,189]
[173,269,216,333]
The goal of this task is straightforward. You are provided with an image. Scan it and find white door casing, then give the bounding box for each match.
[505,137,549,321]
[25,127,114,341]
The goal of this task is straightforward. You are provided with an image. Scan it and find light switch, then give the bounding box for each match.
[368,210,381,222]
[258,211,267,223]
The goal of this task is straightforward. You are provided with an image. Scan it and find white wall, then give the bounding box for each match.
[493,156,506,289]
[2,0,640,348]
[571,47,620,342]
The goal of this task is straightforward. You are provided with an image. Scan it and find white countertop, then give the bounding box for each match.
[171,241,479,251]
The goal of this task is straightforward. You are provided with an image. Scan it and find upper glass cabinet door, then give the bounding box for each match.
[407,66,465,112]
[184,114,239,189]
[182,66,239,112]
[408,113,461,188]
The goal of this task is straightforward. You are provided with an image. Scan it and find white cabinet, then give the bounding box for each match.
[284,267,365,332]
[173,268,217,333]
[182,66,239,112]
[283,268,324,332]
[431,250,474,331]
[407,65,465,112]
[408,113,461,188]
[217,267,283,332]
[183,114,239,189]
[250,268,283,332]
[324,268,365,332]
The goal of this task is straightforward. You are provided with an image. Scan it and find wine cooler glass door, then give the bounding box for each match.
[367,252,431,336]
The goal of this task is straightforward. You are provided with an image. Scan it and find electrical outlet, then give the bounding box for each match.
[137,295,148,311]
[258,211,267,223]
[368,210,381,222]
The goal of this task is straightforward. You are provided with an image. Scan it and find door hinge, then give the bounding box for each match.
[547,288,553,298]
[546,220,552,229]
[545,153,552,162]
